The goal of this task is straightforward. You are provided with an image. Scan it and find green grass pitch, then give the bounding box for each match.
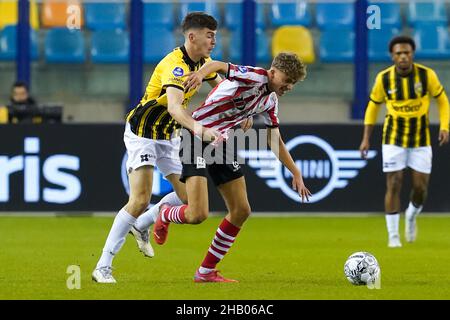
[1,215,450,300]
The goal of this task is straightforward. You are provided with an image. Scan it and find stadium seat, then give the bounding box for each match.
[270,1,312,27]
[0,25,39,61]
[224,2,265,31]
[319,29,355,62]
[316,2,354,30]
[42,0,84,28]
[91,29,129,63]
[179,0,220,24]
[229,29,270,64]
[143,27,175,63]
[84,3,126,30]
[272,26,315,64]
[369,27,400,62]
[143,2,175,30]
[407,0,448,27]
[368,0,402,29]
[414,25,450,59]
[210,32,223,61]
[45,28,86,63]
[0,0,40,29]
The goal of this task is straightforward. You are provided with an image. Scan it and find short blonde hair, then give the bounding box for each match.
[271,52,307,82]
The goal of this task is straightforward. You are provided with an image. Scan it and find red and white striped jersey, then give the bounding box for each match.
[192,63,279,134]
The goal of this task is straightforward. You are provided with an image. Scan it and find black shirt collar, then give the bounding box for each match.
[180,45,205,71]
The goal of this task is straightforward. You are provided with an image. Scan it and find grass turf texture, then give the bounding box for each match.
[1,215,450,300]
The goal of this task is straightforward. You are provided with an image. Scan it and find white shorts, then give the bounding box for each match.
[124,123,182,177]
[382,144,432,174]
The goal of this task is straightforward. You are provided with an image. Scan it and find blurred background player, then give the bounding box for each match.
[92,12,225,283]
[359,36,449,248]
[151,52,311,282]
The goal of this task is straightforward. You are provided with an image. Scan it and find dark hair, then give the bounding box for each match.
[389,36,416,53]
[181,12,217,33]
[12,81,29,90]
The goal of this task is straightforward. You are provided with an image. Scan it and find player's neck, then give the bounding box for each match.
[183,43,202,63]
[395,65,413,77]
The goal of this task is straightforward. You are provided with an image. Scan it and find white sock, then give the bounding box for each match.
[198,266,214,274]
[96,208,136,269]
[385,213,400,237]
[134,192,183,231]
[406,202,423,220]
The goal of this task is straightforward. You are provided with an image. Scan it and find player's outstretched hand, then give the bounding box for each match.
[183,71,204,91]
[438,130,449,146]
[292,175,311,203]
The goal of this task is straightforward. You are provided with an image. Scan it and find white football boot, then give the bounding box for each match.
[129,226,154,257]
[405,215,417,243]
[92,266,116,283]
[388,234,402,248]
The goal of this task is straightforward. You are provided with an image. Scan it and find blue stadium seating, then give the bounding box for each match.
[369,27,400,62]
[368,1,402,29]
[225,2,265,30]
[210,32,223,61]
[91,29,129,63]
[45,28,86,63]
[229,29,271,64]
[316,2,355,30]
[179,1,220,24]
[319,29,355,62]
[414,24,450,59]
[84,3,126,30]
[143,2,175,30]
[143,27,175,63]
[407,0,448,27]
[270,1,312,27]
[0,25,39,61]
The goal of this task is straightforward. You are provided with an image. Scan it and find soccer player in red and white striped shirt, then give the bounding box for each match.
[154,53,312,282]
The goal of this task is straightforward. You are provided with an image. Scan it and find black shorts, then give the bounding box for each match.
[179,130,244,186]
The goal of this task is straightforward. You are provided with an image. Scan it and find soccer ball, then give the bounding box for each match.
[344,251,380,285]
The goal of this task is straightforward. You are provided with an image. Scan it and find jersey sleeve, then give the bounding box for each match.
[226,63,267,85]
[427,69,445,98]
[369,72,386,104]
[160,64,190,91]
[261,94,280,128]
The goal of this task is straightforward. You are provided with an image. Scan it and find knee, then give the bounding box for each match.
[127,195,150,215]
[188,206,209,224]
[231,204,252,221]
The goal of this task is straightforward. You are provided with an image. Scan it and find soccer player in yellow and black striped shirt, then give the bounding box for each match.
[93,12,231,283]
[360,36,449,248]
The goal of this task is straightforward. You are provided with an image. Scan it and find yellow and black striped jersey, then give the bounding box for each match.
[369,63,447,147]
[126,46,218,140]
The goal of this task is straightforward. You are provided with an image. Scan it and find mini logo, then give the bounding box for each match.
[238,66,248,73]
[196,156,206,169]
[140,154,151,162]
[173,67,184,77]
[232,161,241,172]
[387,88,397,95]
[414,82,423,95]
[232,97,246,110]
[239,136,377,203]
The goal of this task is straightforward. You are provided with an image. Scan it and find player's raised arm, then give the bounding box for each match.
[183,61,229,91]
[166,86,219,143]
[267,127,311,202]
